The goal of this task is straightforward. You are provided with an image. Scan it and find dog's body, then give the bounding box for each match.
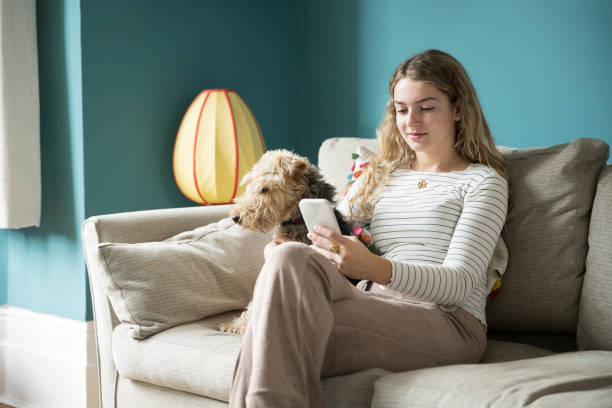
[218,149,353,334]
[230,149,352,242]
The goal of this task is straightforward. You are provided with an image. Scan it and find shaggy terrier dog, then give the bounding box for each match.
[230,149,350,242]
[218,149,351,334]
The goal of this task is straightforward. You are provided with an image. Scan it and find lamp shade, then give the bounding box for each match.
[173,89,265,204]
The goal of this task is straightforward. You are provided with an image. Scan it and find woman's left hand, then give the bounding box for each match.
[308,225,392,284]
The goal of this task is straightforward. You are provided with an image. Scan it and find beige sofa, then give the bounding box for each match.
[82,137,612,407]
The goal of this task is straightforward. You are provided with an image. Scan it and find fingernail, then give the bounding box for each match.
[307,232,313,239]
[314,225,320,231]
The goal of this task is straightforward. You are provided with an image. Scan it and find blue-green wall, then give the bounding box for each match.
[2,0,86,321]
[81,0,302,216]
[301,0,612,160]
[2,0,302,321]
[3,0,611,322]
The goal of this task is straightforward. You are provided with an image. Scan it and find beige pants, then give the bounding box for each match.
[229,242,486,408]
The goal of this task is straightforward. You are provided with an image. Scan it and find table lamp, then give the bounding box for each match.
[173,89,265,204]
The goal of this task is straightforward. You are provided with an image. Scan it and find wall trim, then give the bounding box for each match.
[0,305,99,408]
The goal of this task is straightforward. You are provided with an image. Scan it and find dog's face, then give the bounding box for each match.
[230,149,309,232]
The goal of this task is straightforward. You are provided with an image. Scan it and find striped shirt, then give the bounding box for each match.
[338,163,509,326]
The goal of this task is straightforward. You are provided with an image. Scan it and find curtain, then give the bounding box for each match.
[0,0,40,228]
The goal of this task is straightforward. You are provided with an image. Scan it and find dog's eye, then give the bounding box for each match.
[260,187,269,193]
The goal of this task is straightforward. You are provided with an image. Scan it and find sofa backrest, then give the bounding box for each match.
[318,137,609,335]
[578,165,612,351]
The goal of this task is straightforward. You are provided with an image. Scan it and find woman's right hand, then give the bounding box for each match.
[264,236,291,260]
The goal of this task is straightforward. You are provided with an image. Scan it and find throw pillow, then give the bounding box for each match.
[487,138,609,332]
[97,217,272,339]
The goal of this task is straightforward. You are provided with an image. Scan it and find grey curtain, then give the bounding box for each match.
[0,0,40,228]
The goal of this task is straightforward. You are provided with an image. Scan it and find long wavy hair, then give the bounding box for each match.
[349,49,509,217]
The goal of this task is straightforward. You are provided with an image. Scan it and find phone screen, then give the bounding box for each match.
[298,199,341,234]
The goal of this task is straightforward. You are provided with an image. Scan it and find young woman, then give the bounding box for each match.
[229,49,509,408]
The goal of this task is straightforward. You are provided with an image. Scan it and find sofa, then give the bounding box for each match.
[82,137,612,407]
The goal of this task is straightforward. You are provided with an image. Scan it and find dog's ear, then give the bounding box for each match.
[291,159,309,182]
[279,155,309,182]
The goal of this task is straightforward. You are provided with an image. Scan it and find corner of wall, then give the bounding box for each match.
[298,0,306,159]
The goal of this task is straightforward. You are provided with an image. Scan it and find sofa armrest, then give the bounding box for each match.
[82,205,232,407]
[85,204,232,244]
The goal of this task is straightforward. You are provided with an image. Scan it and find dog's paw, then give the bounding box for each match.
[218,320,247,334]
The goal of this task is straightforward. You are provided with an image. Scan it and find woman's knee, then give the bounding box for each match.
[267,241,313,264]
[262,242,316,280]
[262,241,334,284]
[265,242,315,276]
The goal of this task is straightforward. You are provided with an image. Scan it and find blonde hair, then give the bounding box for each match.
[349,49,509,217]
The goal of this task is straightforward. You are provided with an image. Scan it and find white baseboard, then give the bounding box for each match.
[0,305,100,408]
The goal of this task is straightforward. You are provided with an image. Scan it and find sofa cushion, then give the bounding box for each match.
[112,310,554,405]
[487,332,577,353]
[481,339,554,363]
[485,138,609,332]
[371,351,612,408]
[113,312,390,406]
[116,377,229,408]
[113,312,241,402]
[321,368,390,408]
[579,165,612,351]
[97,217,272,339]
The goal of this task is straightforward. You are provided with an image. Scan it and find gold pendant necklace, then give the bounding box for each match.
[410,160,427,189]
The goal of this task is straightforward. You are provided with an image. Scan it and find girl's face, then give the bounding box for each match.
[393,78,459,156]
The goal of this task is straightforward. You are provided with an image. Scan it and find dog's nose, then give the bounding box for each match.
[232,215,241,224]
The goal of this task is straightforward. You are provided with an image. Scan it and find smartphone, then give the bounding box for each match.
[298,199,341,234]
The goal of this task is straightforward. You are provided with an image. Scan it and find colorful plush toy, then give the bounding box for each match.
[487,268,505,300]
[346,146,376,193]
[351,224,377,254]
[345,146,378,254]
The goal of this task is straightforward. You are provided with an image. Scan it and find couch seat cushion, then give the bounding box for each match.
[113,311,240,402]
[113,311,560,405]
[481,339,554,363]
[372,351,612,408]
[113,312,390,406]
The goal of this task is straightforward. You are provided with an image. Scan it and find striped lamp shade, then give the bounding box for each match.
[173,89,265,204]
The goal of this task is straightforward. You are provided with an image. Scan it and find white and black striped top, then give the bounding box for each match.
[338,163,509,326]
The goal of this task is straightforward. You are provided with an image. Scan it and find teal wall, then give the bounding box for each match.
[3,0,611,322]
[2,0,87,321]
[2,0,302,321]
[81,0,302,216]
[300,0,612,160]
